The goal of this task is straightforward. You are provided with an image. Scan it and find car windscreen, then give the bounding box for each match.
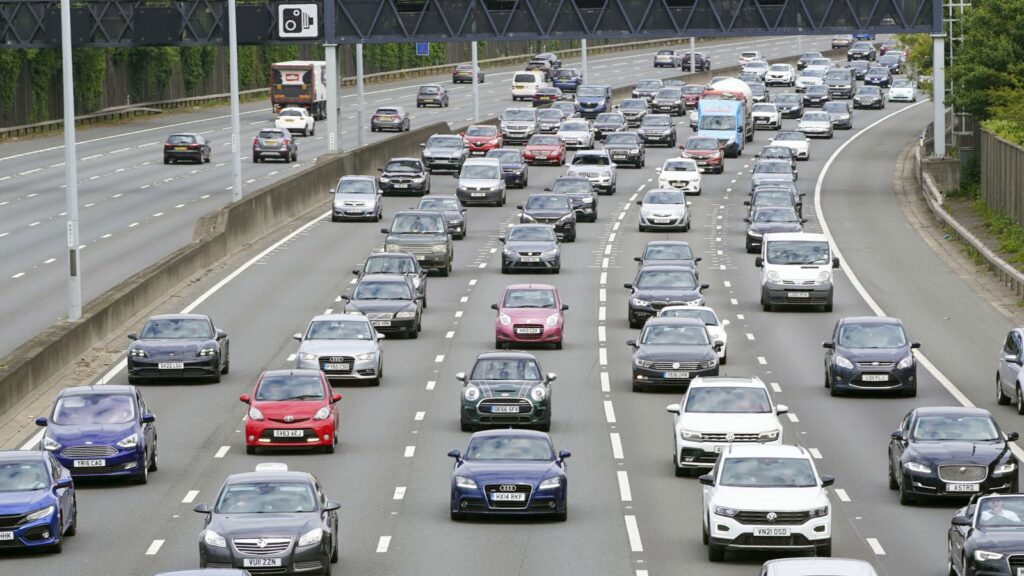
[856,87,881,95]
[255,374,325,401]
[537,110,564,121]
[141,318,212,339]
[822,102,848,112]
[753,192,795,207]
[526,195,570,210]
[514,73,540,83]
[572,154,610,166]
[799,69,825,78]
[641,324,709,345]
[837,322,907,348]
[465,125,497,137]
[460,165,501,179]
[384,160,422,172]
[774,132,806,141]
[553,70,577,79]
[392,214,445,234]
[258,130,286,140]
[576,86,607,97]
[486,150,520,163]
[503,289,557,308]
[681,85,704,94]
[754,208,799,223]
[868,67,889,75]
[803,111,829,121]
[507,226,556,242]
[280,109,305,117]
[655,89,680,99]
[426,136,463,148]
[0,462,48,492]
[373,109,398,116]
[660,308,716,325]
[470,359,541,381]
[774,94,800,104]
[550,179,590,194]
[806,86,829,95]
[911,415,1000,442]
[216,482,317,514]
[976,497,1024,529]
[53,394,134,425]
[699,115,736,131]
[765,240,831,265]
[353,281,412,300]
[642,116,672,127]
[336,179,375,194]
[636,80,661,90]
[644,190,684,205]
[685,387,771,413]
[604,133,639,145]
[636,270,697,290]
[720,457,817,487]
[167,134,197,144]
[364,255,417,274]
[825,70,851,81]
[643,243,693,261]
[595,113,624,123]
[752,104,776,113]
[560,121,589,132]
[528,136,561,147]
[662,160,697,172]
[769,64,790,71]
[754,163,791,174]
[685,138,719,150]
[620,100,647,110]
[760,147,792,158]
[891,79,913,88]
[465,435,554,461]
[306,320,373,340]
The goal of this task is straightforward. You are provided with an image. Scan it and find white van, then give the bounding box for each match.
[455,157,506,207]
[511,71,548,101]
[755,232,840,312]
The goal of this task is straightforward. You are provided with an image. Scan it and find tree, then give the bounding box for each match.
[948,0,1024,119]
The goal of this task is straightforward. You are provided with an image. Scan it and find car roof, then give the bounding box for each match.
[470,428,550,440]
[762,232,828,242]
[168,132,200,137]
[340,175,375,181]
[358,273,412,283]
[385,157,422,163]
[723,443,809,458]
[393,209,444,217]
[838,316,903,326]
[644,316,705,327]
[463,157,501,166]
[505,283,557,291]
[60,384,135,396]
[259,369,323,380]
[508,223,556,230]
[0,450,47,464]
[637,264,697,272]
[763,558,876,576]
[912,406,992,417]
[225,470,314,484]
[367,251,416,259]
[475,351,540,361]
[690,376,766,389]
[644,240,692,248]
[310,313,370,323]
[146,313,210,321]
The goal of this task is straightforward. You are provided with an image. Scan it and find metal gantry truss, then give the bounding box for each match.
[0,0,941,48]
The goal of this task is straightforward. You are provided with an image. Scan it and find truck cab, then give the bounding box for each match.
[695,99,747,157]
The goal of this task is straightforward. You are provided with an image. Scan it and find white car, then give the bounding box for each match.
[751,103,781,130]
[887,79,918,102]
[657,306,729,362]
[275,107,315,136]
[741,60,769,81]
[797,111,834,139]
[701,444,834,561]
[769,131,811,160]
[557,119,595,149]
[764,63,795,86]
[637,188,691,232]
[794,69,825,91]
[656,158,702,195]
[738,50,762,65]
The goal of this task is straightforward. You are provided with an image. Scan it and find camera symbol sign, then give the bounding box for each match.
[278,4,319,39]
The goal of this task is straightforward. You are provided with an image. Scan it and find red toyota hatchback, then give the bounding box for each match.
[523,134,566,166]
[492,284,568,349]
[240,369,341,454]
[462,124,503,156]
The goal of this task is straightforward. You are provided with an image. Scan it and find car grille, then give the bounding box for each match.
[385,177,416,185]
[700,432,761,443]
[1008,555,1024,570]
[320,356,354,374]
[390,243,436,255]
[731,533,812,547]
[856,361,894,369]
[531,217,561,225]
[366,312,394,321]
[666,180,696,188]
[650,301,687,310]
[574,171,600,178]
[294,561,325,571]
[478,398,533,414]
[233,537,291,555]
[780,280,816,286]
[268,416,310,424]
[62,445,118,458]
[0,513,25,529]
[938,465,987,483]
[734,510,812,525]
[649,361,702,370]
[243,568,287,575]
[484,484,533,509]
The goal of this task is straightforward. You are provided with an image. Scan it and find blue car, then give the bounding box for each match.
[551,68,583,93]
[853,32,875,40]
[36,385,158,484]
[0,450,76,553]
[448,429,569,521]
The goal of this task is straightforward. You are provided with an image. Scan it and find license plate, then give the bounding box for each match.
[471,192,486,197]
[158,362,185,370]
[1017,567,1024,576]
[787,292,810,298]
[174,146,187,151]
[516,327,542,334]
[0,532,12,541]
[243,558,283,568]
[756,119,767,123]
[521,256,540,263]
[491,492,526,501]
[665,371,690,379]
[265,140,278,146]
[416,255,426,260]
[371,320,391,327]
[654,218,672,224]
[74,459,105,468]
[514,85,525,89]
[861,374,888,382]
[273,429,304,438]
[491,406,520,413]
[324,363,350,371]
[753,527,791,537]
[946,483,980,493]
[394,183,408,189]
[536,153,548,158]
[346,209,364,214]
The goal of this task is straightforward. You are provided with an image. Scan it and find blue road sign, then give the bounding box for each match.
[415,42,430,57]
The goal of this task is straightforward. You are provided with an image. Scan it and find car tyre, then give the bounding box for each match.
[451,508,465,521]
[1016,383,1024,415]
[246,445,256,454]
[720,350,727,365]
[134,454,149,484]
[888,458,899,490]
[997,375,1011,405]
[899,476,915,505]
[252,154,260,164]
[48,519,63,553]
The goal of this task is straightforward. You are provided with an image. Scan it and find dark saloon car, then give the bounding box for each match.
[602,131,645,168]
[342,274,422,338]
[194,464,339,574]
[824,316,919,397]
[535,108,566,134]
[415,84,449,108]
[635,240,701,271]
[500,224,561,274]
[421,134,468,172]
[382,210,452,276]
[679,51,711,71]
[750,159,797,191]
[448,429,568,520]
[452,64,484,83]
[853,85,885,109]
[823,101,854,130]
[802,85,831,107]
[127,314,229,383]
[593,112,627,141]
[485,148,529,189]
[632,79,664,101]
[417,196,467,240]
[518,194,576,242]
[747,187,804,219]
[755,145,796,170]
[547,176,598,222]
[864,66,893,88]
[744,206,806,253]
[532,86,563,106]
[878,53,903,74]
[891,407,1019,505]
[651,88,685,116]
[0,450,76,553]
[353,251,428,304]
[37,385,157,484]
[949,494,1024,576]
[748,82,769,104]
[370,107,410,132]
[624,265,708,328]
[638,114,677,147]
[252,128,296,163]
[378,157,430,195]
[164,133,211,164]
[457,353,555,431]
[551,68,583,93]
[627,317,721,391]
[848,59,870,80]
[847,41,877,61]
[617,98,650,127]
[533,51,562,69]
[772,92,805,118]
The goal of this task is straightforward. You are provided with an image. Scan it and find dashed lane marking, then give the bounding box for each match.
[835,488,851,502]
[426,380,436,390]
[786,413,799,423]
[757,356,767,365]
[145,540,165,555]
[214,446,230,458]
[287,354,296,362]
[603,400,617,423]
[809,448,822,459]
[414,411,425,421]
[624,515,644,552]
[404,446,416,458]
[610,432,624,459]
[376,536,391,553]
[770,382,781,393]
[617,471,633,501]
[866,538,885,555]
[434,355,444,363]
[394,487,406,500]
[600,372,610,393]
[182,490,200,504]
[599,348,607,366]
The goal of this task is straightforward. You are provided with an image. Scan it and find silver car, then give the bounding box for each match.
[331,175,382,222]
[637,188,691,232]
[556,119,594,149]
[566,149,617,194]
[294,314,384,385]
[798,111,834,139]
[760,558,877,576]
[997,328,1024,412]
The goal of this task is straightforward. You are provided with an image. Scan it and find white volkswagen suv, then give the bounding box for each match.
[666,377,784,476]
[701,444,833,561]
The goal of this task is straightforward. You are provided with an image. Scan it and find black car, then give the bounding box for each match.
[632,79,664,101]
[627,317,721,391]
[416,84,449,108]
[378,157,430,195]
[638,114,677,147]
[194,465,339,574]
[949,494,1024,576]
[772,93,804,118]
[824,316,919,397]
[164,133,211,164]
[342,274,422,338]
[252,128,296,163]
[547,176,598,222]
[353,251,429,304]
[864,66,893,88]
[847,60,870,80]
[679,51,711,71]
[651,88,685,116]
[748,82,769,104]
[485,148,529,189]
[890,407,1019,505]
[536,108,566,133]
[878,53,903,74]
[802,85,831,107]
[635,240,701,272]
[602,131,645,168]
[421,134,468,172]
[532,86,563,107]
[127,314,229,384]
[500,224,561,274]
[624,265,708,328]
[746,187,804,219]
[417,195,467,240]
[796,51,823,70]
[744,206,805,253]
[156,571,249,576]
[518,194,576,242]
[755,145,796,170]
[847,41,877,61]
[550,101,577,119]
[853,85,886,109]
[593,112,627,140]
[617,99,649,127]
[822,101,854,129]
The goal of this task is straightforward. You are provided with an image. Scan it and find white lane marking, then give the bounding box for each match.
[624,515,644,552]
[866,538,886,555]
[129,222,139,227]
[404,446,416,457]
[101,233,112,239]
[175,203,185,208]
[600,372,610,392]
[737,314,745,320]
[20,428,45,450]
[835,488,851,502]
[809,448,822,459]
[455,311,463,318]
[286,353,297,362]
[11,272,25,279]
[152,212,164,217]
[617,471,632,501]
[393,487,406,500]
[445,330,455,339]
[434,355,444,363]
[182,490,200,503]
[598,307,606,321]
[602,257,610,268]
[770,382,781,393]
[600,271,608,284]
[599,288,606,302]
[636,571,649,576]
[608,232,617,242]
[478,262,486,268]
[460,296,469,303]
[376,535,391,553]
[18,168,41,175]
[786,413,799,423]
[0,232,8,237]
[414,411,425,421]
[757,356,767,365]
[603,400,617,423]
[610,432,624,459]
[724,280,731,287]
[599,348,607,366]
[469,279,477,286]
[426,380,436,390]
[719,264,726,270]
[29,221,40,226]
[43,258,56,264]
[730,298,738,305]
[214,446,230,458]
[746,333,755,341]
[597,325,606,343]
[145,540,165,555]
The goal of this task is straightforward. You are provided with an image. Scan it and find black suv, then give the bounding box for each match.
[602,131,646,168]
[547,176,598,222]
[378,157,430,196]
[638,114,677,147]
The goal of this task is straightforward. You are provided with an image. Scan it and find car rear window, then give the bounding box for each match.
[514,73,540,83]
[167,134,196,144]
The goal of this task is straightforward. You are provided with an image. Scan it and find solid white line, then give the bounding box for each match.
[599,348,607,366]
[376,535,391,553]
[624,515,644,552]
[603,400,617,423]
[414,411,425,421]
[11,272,25,279]
[286,354,296,362]
[214,446,230,458]
[394,487,406,500]
[182,490,200,504]
[145,540,165,555]
[809,448,822,459]
[404,446,416,457]
[866,537,886,555]
[617,471,632,501]
[610,432,624,459]
[835,488,851,502]
[426,380,436,390]
[600,372,610,392]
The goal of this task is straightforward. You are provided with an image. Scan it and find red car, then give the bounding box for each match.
[240,369,341,454]
[492,284,567,349]
[462,124,503,156]
[679,136,725,174]
[522,134,566,166]
[681,85,705,109]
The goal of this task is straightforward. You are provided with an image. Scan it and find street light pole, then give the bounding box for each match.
[227,0,242,201]
[60,0,81,321]
[356,43,366,148]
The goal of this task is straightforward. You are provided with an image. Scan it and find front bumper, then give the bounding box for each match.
[652,103,683,114]
[576,105,608,118]
[854,98,884,109]
[380,180,428,195]
[332,205,377,220]
[297,355,379,382]
[632,364,718,388]
[496,322,563,344]
[607,150,643,165]
[423,157,463,171]
[899,469,1016,499]
[523,150,563,165]
[799,127,833,138]
[128,356,220,380]
[828,86,854,98]
[640,132,676,145]
[502,253,560,272]
[502,130,535,144]
[451,483,564,516]
[201,540,331,574]
[762,282,832,307]
[501,170,527,186]
[462,398,550,428]
[466,142,499,155]
[829,363,916,394]
[639,212,688,230]
[417,97,445,107]
[708,514,830,552]
[752,116,781,129]
[457,187,504,205]
[246,418,335,449]
[0,510,63,550]
[54,447,144,478]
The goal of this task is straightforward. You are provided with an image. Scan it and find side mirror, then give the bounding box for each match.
[216,329,227,340]
[678,145,685,149]
[698,474,715,486]
[141,413,156,424]
[546,372,557,383]
[498,237,506,243]
[626,339,638,348]
[56,478,73,489]
[666,403,681,414]
[340,295,350,301]
[822,341,835,349]
[695,257,702,262]
[636,200,642,205]
[491,303,499,310]
[713,341,724,351]
[543,187,552,191]
[35,416,47,427]
[323,500,342,512]
[332,393,343,403]
[911,342,921,349]
[755,256,764,268]
[515,205,524,210]
[623,283,633,289]
[1003,354,1020,364]
[951,515,972,527]
[377,167,384,172]
[561,304,569,311]
[193,503,212,514]
[820,475,835,487]
[558,450,571,460]
[293,332,303,341]
[890,430,904,440]
[455,372,467,382]
[832,257,840,269]
[743,200,751,206]
[127,333,138,341]
[634,256,642,262]
[240,394,251,404]
[754,152,761,157]
[700,283,710,291]
[380,228,389,234]
[1008,432,1020,442]
[743,217,751,223]
[447,449,462,460]
[352,269,360,275]
[376,333,386,341]
[800,218,808,224]
[776,404,789,415]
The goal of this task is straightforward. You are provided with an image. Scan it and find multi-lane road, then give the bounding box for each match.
[0,35,837,358]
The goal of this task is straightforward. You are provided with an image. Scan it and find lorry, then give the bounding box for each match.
[695,99,749,157]
[270,61,327,119]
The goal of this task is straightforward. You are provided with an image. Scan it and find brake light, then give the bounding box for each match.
[252,138,258,146]
[164,144,172,149]
[188,144,200,149]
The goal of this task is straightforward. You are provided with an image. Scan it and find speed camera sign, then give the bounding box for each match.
[278,4,319,39]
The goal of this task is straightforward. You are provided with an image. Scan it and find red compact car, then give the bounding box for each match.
[680,136,725,174]
[241,369,341,454]
[492,284,568,349]
[522,134,566,166]
[462,124,503,155]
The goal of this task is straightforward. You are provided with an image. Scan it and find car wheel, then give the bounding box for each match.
[451,508,465,521]
[163,157,170,165]
[65,498,78,536]
[324,439,335,454]
[707,542,725,562]
[628,314,642,329]
[899,476,915,505]
[134,454,149,484]
[1016,383,1024,415]
[371,362,382,386]
[460,418,474,432]
[246,445,256,455]
[310,124,316,136]
[149,441,159,472]
[331,533,339,563]
[439,261,450,277]
[888,457,899,490]
[252,154,259,164]
[720,349,727,365]
[702,515,709,544]
[284,152,292,164]
[997,375,1011,405]
[48,518,63,553]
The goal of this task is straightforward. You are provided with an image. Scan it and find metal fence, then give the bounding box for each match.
[981,129,1024,230]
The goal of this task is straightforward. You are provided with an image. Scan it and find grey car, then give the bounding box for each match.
[593,112,627,141]
[416,84,449,108]
[853,85,885,109]
[343,274,423,339]
[760,558,878,576]
[603,131,645,168]
[421,134,468,172]
[750,160,797,191]
[617,98,650,127]
[353,252,428,306]
[638,114,677,147]
[294,314,384,385]
[996,328,1024,412]
[370,106,411,132]
[755,145,796,170]
[382,210,453,276]
[501,224,561,274]
[418,195,468,240]
[637,188,691,232]
[822,101,853,129]
[252,128,296,163]
[331,175,382,222]
[536,108,566,133]
[632,78,664,101]
[566,149,617,194]
[627,317,721,391]
[635,240,701,271]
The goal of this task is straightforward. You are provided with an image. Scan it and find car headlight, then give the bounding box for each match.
[25,505,55,522]
[380,176,390,183]
[355,352,376,361]
[129,348,147,357]
[896,355,914,370]
[634,357,654,369]
[581,196,593,203]
[396,311,417,319]
[903,461,930,474]
[558,213,574,223]
[700,358,718,369]
[300,353,317,361]
[455,476,477,489]
[766,270,781,283]
[629,149,641,154]
[520,213,537,223]
[411,176,424,182]
[541,248,559,258]
[464,385,480,401]
[975,550,1004,562]
[117,433,139,449]
[313,406,331,421]
[834,355,854,369]
[248,406,265,421]
[713,505,739,517]
[298,527,323,547]
[545,313,560,327]
[42,436,60,451]
[686,297,705,307]
[432,244,447,253]
[530,386,547,401]
[422,150,433,157]
[631,297,650,307]
[498,313,512,326]
[748,230,763,237]
[681,429,703,441]
[204,530,227,548]
[539,476,561,490]
[995,462,1018,475]
[807,506,829,518]
[758,430,780,442]
[198,347,217,357]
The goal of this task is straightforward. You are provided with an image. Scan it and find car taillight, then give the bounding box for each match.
[252,138,259,146]
[164,143,172,149]
[188,144,200,149]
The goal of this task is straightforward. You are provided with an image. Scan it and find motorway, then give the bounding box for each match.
[2,46,1021,576]
[0,35,839,358]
